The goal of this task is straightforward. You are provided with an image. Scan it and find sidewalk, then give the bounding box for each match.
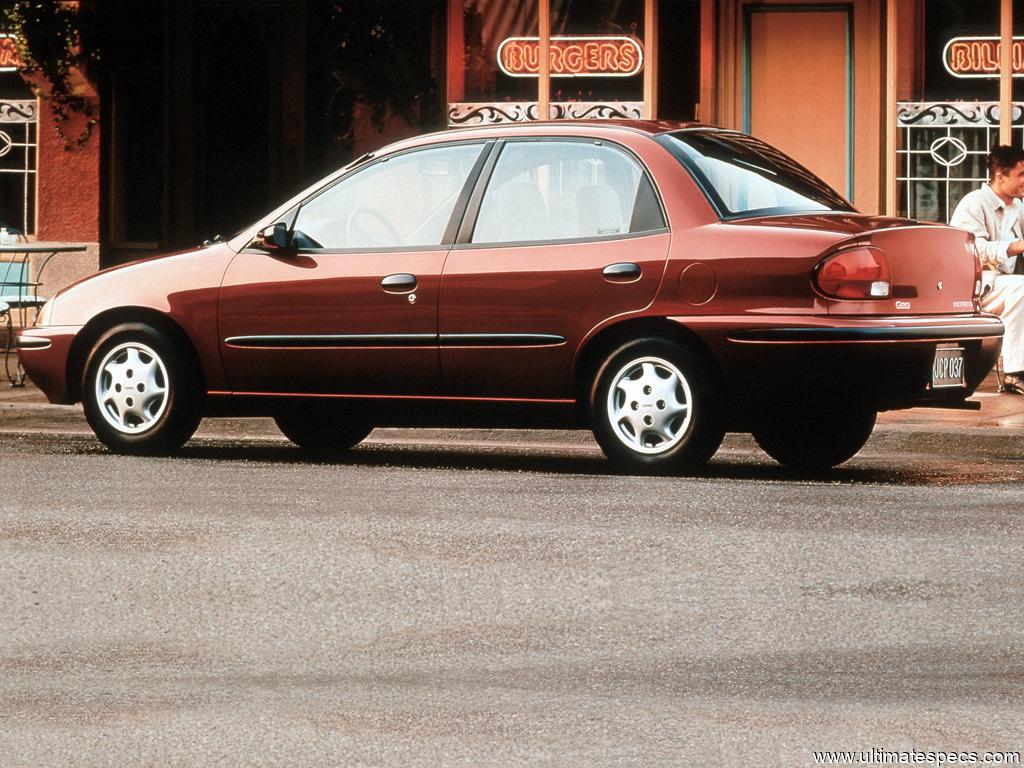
[877,372,1024,432]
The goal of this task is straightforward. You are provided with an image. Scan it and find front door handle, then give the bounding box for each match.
[602,262,641,283]
[381,273,417,293]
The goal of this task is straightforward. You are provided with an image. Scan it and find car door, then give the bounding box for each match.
[219,141,487,395]
[439,138,671,398]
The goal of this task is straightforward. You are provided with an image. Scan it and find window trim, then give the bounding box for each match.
[454,136,670,249]
[290,244,454,256]
[449,229,669,251]
[287,139,495,253]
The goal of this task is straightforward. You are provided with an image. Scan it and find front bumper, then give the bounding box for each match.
[15,326,81,404]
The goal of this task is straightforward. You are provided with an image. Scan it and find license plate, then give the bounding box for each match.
[932,347,965,388]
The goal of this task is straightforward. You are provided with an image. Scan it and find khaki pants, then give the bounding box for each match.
[982,273,1024,373]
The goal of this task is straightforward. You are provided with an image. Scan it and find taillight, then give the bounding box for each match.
[815,246,891,300]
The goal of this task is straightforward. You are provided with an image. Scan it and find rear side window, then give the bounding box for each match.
[657,129,853,219]
[471,140,665,245]
[293,143,484,249]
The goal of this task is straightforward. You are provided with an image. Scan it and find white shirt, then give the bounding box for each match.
[949,183,1024,275]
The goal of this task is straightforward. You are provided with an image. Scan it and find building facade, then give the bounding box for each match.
[3,0,1024,296]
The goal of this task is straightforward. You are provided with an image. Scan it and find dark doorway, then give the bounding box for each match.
[195,8,275,241]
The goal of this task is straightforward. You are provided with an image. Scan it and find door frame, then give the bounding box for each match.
[742,3,854,200]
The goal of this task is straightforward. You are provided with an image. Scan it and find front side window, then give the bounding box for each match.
[657,129,853,219]
[471,140,665,245]
[292,143,484,249]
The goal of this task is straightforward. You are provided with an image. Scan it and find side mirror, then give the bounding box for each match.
[255,222,292,251]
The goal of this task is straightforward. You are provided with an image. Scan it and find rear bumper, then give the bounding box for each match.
[727,316,1003,343]
[675,313,1003,419]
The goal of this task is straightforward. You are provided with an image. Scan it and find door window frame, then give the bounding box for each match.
[452,136,670,249]
[286,139,497,255]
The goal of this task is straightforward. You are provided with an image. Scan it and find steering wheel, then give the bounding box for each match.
[345,207,402,247]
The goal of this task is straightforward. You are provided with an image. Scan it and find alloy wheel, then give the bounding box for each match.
[93,341,169,434]
[605,355,692,455]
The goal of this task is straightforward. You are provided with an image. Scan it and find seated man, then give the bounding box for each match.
[950,144,1024,394]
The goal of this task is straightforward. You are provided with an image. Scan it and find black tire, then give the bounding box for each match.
[590,338,725,474]
[274,403,373,453]
[752,408,876,470]
[82,323,204,455]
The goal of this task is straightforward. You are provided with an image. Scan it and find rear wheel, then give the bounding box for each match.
[752,408,876,470]
[274,403,373,454]
[82,323,204,455]
[590,338,725,474]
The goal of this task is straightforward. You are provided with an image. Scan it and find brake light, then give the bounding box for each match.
[815,246,891,300]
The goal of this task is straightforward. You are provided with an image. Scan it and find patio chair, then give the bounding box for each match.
[0,226,42,386]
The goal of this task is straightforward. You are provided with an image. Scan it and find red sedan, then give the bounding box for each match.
[17,120,1001,471]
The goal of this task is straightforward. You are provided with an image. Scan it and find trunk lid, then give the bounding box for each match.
[735,214,977,316]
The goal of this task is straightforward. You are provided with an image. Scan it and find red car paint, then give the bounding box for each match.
[16,120,1002,468]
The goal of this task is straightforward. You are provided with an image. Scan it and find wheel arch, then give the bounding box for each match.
[67,307,206,403]
[571,317,728,406]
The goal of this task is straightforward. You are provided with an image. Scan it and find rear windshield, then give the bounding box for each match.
[656,129,854,219]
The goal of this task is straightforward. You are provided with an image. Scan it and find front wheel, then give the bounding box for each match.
[82,323,204,455]
[274,403,373,454]
[590,338,725,474]
[752,408,876,470]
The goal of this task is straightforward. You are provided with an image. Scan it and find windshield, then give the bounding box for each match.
[656,129,854,219]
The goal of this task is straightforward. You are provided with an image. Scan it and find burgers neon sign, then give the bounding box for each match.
[944,36,1024,78]
[498,35,643,78]
[0,35,21,72]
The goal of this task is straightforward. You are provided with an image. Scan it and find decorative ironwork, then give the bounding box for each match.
[929,136,968,167]
[448,101,644,126]
[895,101,1024,223]
[0,100,35,122]
[566,102,644,120]
[0,99,37,234]
[896,101,1024,127]
[449,102,538,125]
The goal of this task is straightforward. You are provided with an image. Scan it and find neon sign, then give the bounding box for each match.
[497,36,643,78]
[944,36,1024,78]
[0,35,21,72]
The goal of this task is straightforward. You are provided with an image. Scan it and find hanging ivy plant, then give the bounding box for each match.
[324,2,438,145]
[3,0,99,150]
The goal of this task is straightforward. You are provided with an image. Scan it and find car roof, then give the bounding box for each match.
[377,119,712,155]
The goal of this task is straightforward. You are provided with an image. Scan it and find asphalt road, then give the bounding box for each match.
[1,425,1022,767]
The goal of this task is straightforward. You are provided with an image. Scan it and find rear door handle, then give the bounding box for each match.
[602,262,641,283]
[381,273,417,293]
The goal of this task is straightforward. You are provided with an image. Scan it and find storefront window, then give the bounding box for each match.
[457,0,536,104]
[546,0,644,105]
[0,37,36,236]
[917,0,1024,101]
[896,0,1024,221]
[449,0,646,125]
